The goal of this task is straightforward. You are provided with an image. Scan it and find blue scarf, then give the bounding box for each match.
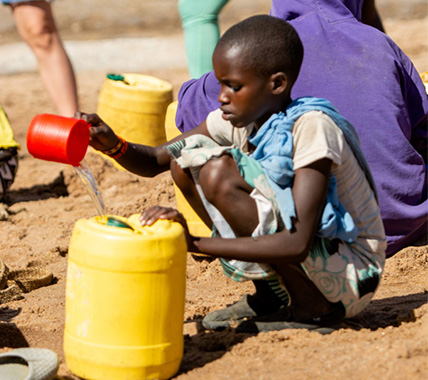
[249,96,377,243]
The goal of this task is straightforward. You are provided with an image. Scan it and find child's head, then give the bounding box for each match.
[213,15,304,129]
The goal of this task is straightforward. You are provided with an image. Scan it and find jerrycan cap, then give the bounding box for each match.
[106,73,131,85]
[106,73,125,81]
[105,216,134,230]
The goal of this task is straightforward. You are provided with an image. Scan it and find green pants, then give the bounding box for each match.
[178,0,230,78]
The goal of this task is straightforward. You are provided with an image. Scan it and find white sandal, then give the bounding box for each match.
[0,348,59,380]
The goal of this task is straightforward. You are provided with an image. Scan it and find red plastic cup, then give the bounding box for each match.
[27,114,90,166]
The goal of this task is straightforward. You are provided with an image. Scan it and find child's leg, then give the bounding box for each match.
[273,263,340,322]
[196,155,286,327]
[172,153,261,236]
[195,155,343,329]
[172,154,285,327]
[198,154,259,237]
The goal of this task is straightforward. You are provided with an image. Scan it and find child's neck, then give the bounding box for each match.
[282,96,293,112]
[254,96,293,130]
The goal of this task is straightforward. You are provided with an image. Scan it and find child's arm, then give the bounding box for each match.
[76,112,211,177]
[142,158,332,264]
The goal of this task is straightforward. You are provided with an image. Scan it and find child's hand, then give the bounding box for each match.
[75,112,119,152]
[140,205,188,228]
[140,206,199,252]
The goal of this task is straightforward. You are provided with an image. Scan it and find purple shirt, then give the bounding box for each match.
[175,0,428,257]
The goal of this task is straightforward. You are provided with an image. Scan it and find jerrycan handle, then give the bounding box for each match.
[106,216,134,230]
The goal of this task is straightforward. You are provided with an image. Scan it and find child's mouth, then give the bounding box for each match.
[221,109,233,121]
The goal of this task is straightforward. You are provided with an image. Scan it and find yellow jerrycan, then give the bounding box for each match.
[164,101,211,239]
[64,215,187,380]
[97,73,173,168]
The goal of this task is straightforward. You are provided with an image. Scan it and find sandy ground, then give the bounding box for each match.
[0,0,427,379]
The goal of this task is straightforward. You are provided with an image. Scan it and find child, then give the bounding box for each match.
[175,0,427,258]
[78,15,386,333]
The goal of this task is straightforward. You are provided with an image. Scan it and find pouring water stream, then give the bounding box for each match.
[74,159,106,216]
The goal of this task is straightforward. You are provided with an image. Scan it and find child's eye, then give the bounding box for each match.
[230,84,242,92]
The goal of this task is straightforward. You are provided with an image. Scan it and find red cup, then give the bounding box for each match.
[27,114,90,166]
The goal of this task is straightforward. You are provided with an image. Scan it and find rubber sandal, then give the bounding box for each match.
[235,303,345,334]
[202,295,258,330]
[0,348,59,380]
[235,319,343,335]
[202,293,283,331]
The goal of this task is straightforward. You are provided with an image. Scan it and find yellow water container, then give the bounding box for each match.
[97,73,173,168]
[164,101,211,238]
[64,215,187,380]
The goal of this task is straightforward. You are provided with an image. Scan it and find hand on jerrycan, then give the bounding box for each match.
[27,113,90,167]
[140,205,199,253]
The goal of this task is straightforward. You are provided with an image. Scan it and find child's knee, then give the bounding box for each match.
[199,155,235,203]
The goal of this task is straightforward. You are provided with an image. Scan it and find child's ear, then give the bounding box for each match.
[271,72,288,94]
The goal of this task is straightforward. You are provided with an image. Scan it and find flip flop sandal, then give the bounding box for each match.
[0,348,59,380]
[8,268,53,293]
[235,319,344,335]
[235,303,346,334]
[202,294,283,331]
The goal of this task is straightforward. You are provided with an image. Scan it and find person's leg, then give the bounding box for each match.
[196,155,344,331]
[192,155,284,328]
[172,154,272,236]
[234,262,346,334]
[272,263,340,322]
[178,0,229,78]
[199,154,259,236]
[11,1,78,117]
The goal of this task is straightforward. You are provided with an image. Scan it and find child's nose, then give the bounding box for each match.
[218,89,229,104]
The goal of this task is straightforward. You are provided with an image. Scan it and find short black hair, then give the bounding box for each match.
[216,15,304,86]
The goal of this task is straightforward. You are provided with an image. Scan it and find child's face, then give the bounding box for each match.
[213,45,277,129]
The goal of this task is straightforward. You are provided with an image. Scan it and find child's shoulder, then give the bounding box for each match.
[292,110,346,169]
[293,110,342,136]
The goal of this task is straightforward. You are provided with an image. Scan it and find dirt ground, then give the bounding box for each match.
[0,0,427,379]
